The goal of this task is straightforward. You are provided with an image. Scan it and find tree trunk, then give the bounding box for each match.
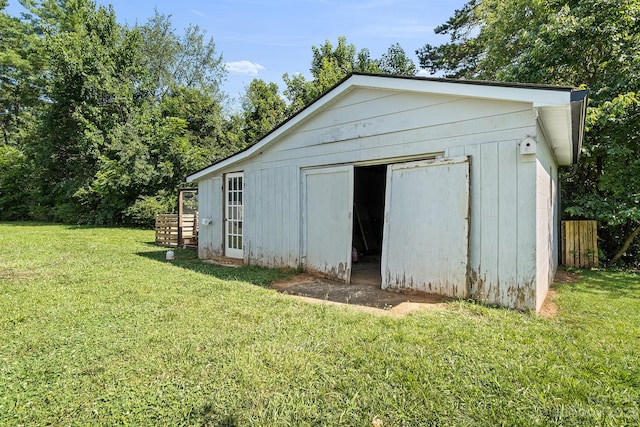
[608,224,640,266]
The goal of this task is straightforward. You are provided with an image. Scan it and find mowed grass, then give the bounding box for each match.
[0,223,638,426]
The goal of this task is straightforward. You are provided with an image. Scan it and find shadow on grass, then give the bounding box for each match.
[186,402,239,427]
[137,247,295,288]
[0,221,153,231]
[559,269,640,299]
[0,221,68,227]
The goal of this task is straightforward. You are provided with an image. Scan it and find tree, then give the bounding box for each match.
[0,144,32,219]
[283,37,381,112]
[375,43,417,75]
[282,71,318,114]
[416,0,640,265]
[0,0,43,219]
[0,2,231,225]
[137,10,229,176]
[160,85,226,167]
[26,0,147,222]
[0,0,42,147]
[241,78,287,144]
[138,11,226,101]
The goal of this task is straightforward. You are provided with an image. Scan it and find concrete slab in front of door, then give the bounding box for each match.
[270,273,451,317]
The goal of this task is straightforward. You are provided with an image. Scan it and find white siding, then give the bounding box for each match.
[244,166,300,267]
[198,87,554,311]
[250,92,535,170]
[535,129,559,311]
[197,177,223,258]
[447,139,537,310]
[230,90,538,278]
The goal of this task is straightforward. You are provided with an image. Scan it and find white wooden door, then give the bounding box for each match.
[225,172,244,259]
[382,157,470,298]
[302,166,353,282]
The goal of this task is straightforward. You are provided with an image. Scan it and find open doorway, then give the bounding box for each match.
[352,165,386,286]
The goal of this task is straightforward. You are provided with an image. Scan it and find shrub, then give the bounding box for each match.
[124,190,177,228]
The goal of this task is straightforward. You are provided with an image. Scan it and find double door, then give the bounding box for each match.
[302,157,469,297]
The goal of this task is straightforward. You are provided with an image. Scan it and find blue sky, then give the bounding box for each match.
[6,0,468,107]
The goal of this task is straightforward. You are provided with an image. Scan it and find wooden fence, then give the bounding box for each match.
[562,220,598,268]
[155,213,198,247]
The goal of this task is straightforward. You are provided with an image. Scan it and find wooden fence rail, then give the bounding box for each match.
[155,213,198,247]
[562,220,598,268]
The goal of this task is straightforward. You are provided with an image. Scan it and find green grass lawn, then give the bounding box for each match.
[0,223,638,426]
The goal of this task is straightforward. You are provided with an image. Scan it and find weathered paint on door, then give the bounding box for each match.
[302,166,353,282]
[381,156,470,298]
[225,172,244,258]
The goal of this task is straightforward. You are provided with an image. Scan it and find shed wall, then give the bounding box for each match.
[198,88,543,309]
[447,139,537,309]
[244,166,300,267]
[535,129,559,311]
[251,91,536,170]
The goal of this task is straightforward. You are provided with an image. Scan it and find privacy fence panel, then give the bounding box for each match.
[561,220,598,268]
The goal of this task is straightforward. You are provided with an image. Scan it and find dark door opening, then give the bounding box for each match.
[352,165,387,286]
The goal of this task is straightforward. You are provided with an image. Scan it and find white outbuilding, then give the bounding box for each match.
[187,73,587,312]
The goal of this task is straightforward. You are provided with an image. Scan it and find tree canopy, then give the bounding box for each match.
[417,0,640,265]
[283,37,417,113]
[0,0,229,225]
[0,0,420,227]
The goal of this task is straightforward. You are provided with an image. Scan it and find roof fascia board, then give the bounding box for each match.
[350,74,573,107]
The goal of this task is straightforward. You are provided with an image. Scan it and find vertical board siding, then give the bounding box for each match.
[244,170,258,263]
[514,145,537,310]
[288,165,299,266]
[275,167,283,264]
[562,221,598,268]
[497,140,519,293]
[302,166,353,282]
[536,160,552,310]
[480,142,500,296]
[450,137,537,310]
[244,166,300,268]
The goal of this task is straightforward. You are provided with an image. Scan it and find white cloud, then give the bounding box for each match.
[224,60,266,76]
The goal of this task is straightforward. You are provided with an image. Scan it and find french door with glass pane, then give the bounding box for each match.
[225,172,243,258]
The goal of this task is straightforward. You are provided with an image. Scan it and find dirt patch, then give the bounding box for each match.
[538,288,558,318]
[553,268,582,284]
[271,273,450,317]
[539,268,580,318]
[203,257,243,268]
[0,261,46,281]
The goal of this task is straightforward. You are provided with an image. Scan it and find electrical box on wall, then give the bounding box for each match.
[520,136,537,155]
